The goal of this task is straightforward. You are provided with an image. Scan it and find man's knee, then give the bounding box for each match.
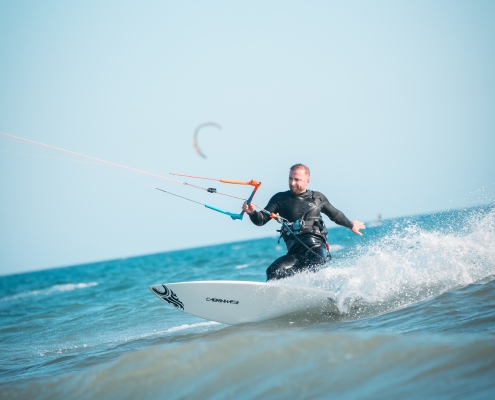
[266,255,297,281]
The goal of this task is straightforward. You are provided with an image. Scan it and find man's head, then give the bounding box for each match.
[289,164,310,195]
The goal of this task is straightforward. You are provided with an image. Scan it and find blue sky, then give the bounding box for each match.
[1,0,494,276]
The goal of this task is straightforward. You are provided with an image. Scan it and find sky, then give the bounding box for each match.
[1,0,494,276]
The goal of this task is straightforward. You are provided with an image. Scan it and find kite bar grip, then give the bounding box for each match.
[220,179,262,188]
[205,204,243,220]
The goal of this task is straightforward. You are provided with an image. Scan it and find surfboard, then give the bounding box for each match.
[149,280,339,325]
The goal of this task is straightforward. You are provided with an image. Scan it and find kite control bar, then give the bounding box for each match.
[170,174,262,220]
[205,179,261,220]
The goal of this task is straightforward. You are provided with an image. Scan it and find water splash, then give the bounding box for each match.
[283,206,495,315]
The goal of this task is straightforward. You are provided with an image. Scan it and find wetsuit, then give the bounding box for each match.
[248,190,354,281]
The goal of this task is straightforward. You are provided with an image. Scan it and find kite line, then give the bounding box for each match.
[1,131,326,258]
[0,131,262,220]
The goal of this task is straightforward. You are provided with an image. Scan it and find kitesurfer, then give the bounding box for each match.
[243,164,365,281]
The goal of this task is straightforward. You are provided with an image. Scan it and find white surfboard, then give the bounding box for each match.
[149,280,339,325]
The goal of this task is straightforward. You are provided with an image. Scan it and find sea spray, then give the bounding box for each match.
[280,205,495,315]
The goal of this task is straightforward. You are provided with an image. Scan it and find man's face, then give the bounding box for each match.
[288,168,310,195]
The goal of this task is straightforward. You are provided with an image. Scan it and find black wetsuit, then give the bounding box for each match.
[248,190,354,281]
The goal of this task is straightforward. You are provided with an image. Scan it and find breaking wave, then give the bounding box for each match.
[0,282,98,303]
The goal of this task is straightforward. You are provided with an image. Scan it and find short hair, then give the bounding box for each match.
[290,163,310,176]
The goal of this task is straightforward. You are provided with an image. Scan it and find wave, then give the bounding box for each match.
[235,264,250,269]
[328,244,344,252]
[31,321,222,360]
[4,330,494,399]
[166,321,221,333]
[0,282,98,303]
[279,206,495,316]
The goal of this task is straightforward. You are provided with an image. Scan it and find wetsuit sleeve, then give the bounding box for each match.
[248,194,279,226]
[320,193,354,229]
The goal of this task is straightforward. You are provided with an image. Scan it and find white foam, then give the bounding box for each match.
[1,282,98,302]
[166,321,221,333]
[284,207,495,313]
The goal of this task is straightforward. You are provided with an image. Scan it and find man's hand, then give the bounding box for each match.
[351,220,365,236]
[243,201,256,214]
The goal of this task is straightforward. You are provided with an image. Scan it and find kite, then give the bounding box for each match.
[193,122,221,158]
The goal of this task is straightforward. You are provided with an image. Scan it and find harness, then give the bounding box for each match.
[270,213,330,263]
[276,191,327,243]
[258,191,331,263]
[274,191,331,262]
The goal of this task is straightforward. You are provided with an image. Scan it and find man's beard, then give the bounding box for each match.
[290,187,304,194]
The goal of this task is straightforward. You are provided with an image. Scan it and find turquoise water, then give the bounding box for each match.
[1,204,494,399]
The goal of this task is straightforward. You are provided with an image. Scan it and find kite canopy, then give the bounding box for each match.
[193,122,221,158]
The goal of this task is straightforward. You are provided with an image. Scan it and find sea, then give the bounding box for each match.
[1,204,494,399]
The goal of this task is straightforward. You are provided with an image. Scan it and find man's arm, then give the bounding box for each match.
[242,194,279,226]
[320,194,365,236]
[242,201,273,226]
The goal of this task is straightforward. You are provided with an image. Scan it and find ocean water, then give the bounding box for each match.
[1,204,494,399]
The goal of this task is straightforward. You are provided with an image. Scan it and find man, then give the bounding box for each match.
[243,164,365,281]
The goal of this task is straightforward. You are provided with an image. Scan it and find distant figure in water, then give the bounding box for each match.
[376,213,383,226]
[243,164,365,281]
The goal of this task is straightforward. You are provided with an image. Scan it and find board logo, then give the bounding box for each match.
[206,297,239,305]
[152,285,184,310]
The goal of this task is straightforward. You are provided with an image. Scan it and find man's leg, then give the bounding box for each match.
[266,254,298,281]
[292,245,331,274]
[266,246,330,281]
